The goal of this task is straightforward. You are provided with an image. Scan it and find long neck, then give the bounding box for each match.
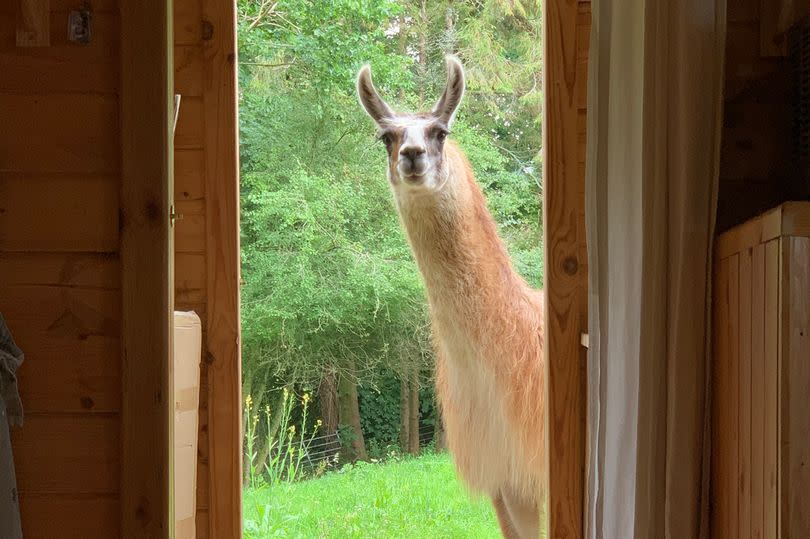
[395,144,524,316]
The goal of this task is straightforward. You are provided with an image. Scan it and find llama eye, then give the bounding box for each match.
[378,133,393,148]
[436,130,448,143]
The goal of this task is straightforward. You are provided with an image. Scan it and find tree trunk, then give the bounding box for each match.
[337,362,368,462]
[408,370,420,455]
[318,371,339,437]
[399,376,410,451]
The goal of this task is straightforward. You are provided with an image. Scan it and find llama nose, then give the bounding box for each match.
[400,146,426,162]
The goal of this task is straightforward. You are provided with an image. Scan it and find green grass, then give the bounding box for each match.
[243,452,501,538]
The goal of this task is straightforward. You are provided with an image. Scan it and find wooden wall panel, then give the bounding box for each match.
[0,12,118,93]
[781,237,810,539]
[738,248,753,538]
[0,94,118,174]
[713,203,810,538]
[18,494,120,538]
[0,176,118,252]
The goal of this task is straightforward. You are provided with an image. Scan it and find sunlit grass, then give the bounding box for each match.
[243,452,500,538]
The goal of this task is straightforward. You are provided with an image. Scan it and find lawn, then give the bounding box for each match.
[243,452,501,538]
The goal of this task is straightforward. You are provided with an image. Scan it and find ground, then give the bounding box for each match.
[243,452,501,538]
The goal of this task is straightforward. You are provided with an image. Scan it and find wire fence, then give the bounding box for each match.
[270,423,440,476]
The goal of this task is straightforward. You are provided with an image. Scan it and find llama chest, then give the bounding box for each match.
[434,325,535,498]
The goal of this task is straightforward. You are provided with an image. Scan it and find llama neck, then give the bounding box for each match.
[396,147,523,319]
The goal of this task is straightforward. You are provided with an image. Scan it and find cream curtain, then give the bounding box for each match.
[584,1,726,537]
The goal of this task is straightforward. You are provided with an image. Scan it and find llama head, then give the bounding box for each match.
[357,55,465,191]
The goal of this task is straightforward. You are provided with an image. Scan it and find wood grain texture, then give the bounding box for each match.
[16,0,49,46]
[120,0,174,535]
[18,494,119,539]
[764,239,779,538]
[752,242,766,539]
[738,248,753,538]
[0,175,118,252]
[781,237,810,539]
[11,415,119,494]
[544,0,588,536]
[728,254,741,538]
[0,94,118,174]
[201,0,242,536]
[712,256,731,538]
[0,12,118,93]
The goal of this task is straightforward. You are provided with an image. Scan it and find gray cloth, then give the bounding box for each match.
[0,313,23,537]
[0,314,23,427]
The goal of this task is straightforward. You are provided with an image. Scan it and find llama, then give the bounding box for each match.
[357,56,546,539]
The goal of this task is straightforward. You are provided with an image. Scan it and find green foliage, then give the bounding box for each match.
[243,452,502,537]
[238,0,544,455]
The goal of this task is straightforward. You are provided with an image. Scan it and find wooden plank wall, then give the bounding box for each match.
[174,0,241,536]
[717,0,795,233]
[0,1,122,537]
[712,231,810,537]
[544,0,590,536]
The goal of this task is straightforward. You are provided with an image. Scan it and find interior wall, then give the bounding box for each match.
[717,0,795,232]
[0,1,121,536]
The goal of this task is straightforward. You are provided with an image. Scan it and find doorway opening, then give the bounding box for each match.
[236,1,544,536]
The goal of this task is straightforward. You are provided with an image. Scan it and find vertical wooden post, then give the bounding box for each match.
[201,0,242,536]
[120,0,174,536]
[544,0,588,536]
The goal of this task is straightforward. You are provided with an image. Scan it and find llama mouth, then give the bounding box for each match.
[402,173,426,184]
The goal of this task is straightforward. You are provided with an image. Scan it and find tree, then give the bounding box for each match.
[237,0,543,464]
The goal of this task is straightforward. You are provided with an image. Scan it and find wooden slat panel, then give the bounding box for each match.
[713,256,731,537]
[175,45,204,97]
[0,252,119,288]
[544,0,588,533]
[175,95,204,149]
[0,12,118,93]
[0,276,121,412]
[0,95,118,174]
[764,239,779,537]
[738,247,753,538]
[176,200,207,253]
[202,0,242,535]
[728,254,741,538]
[781,237,810,538]
[0,176,118,252]
[12,415,119,494]
[176,252,206,303]
[175,148,205,201]
[175,0,202,46]
[19,494,119,539]
[751,242,766,539]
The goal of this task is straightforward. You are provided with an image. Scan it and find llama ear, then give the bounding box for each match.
[432,55,465,127]
[356,64,394,125]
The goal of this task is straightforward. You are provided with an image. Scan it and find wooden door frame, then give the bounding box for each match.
[543,0,589,537]
[201,0,243,536]
[120,0,175,535]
